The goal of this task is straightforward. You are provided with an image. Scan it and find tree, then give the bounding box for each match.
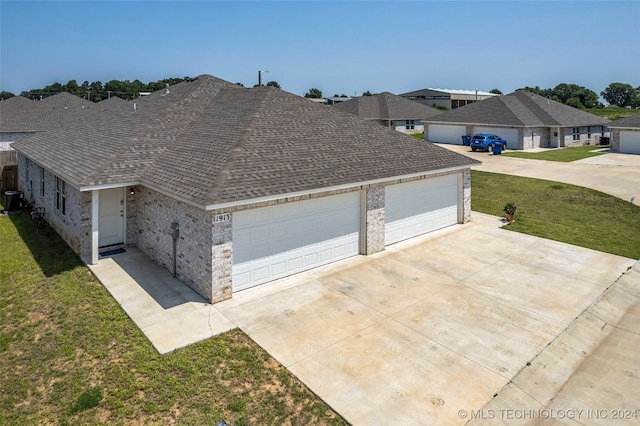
[490,88,502,95]
[0,91,15,99]
[304,88,323,99]
[601,82,637,107]
[266,81,281,89]
[362,90,374,96]
[566,97,584,108]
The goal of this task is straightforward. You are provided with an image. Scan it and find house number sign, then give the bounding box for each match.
[214,213,231,223]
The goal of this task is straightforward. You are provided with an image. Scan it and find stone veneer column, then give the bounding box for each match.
[211,217,233,302]
[365,186,385,255]
[462,169,472,223]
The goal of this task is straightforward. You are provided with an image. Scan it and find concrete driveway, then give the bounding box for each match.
[216,213,637,424]
[438,144,640,205]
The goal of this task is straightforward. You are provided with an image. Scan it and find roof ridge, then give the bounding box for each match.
[204,87,270,205]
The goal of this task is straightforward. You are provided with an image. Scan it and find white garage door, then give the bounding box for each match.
[385,174,459,245]
[233,192,361,291]
[473,127,519,149]
[428,124,467,144]
[620,130,640,154]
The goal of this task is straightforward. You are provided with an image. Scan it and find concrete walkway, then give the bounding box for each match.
[438,144,640,205]
[88,248,235,354]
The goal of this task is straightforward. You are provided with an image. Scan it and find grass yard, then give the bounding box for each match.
[503,145,609,162]
[585,107,639,121]
[471,170,640,260]
[0,211,346,425]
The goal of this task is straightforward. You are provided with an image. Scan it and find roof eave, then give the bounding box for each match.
[203,164,478,211]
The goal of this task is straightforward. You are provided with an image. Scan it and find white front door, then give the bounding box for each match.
[98,188,125,247]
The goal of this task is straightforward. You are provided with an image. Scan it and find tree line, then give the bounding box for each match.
[2,79,639,109]
[518,82,640,109]
[1,77,190,102]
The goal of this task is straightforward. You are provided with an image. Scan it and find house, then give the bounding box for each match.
[422,90,611,150]
[0,92,103,144]
[333,92,442,134]
[608,113,640,154]
[12,75,479,304]
[326,96,350,105]
[399,88,498,110]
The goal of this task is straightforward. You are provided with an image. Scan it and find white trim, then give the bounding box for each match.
[81,166,473,213]
[205,166,471,211]
[91,191,99,265]
[80,181,138,192]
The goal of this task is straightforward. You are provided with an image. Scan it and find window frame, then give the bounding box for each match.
[55,176,66,215]
[40,166,45,197]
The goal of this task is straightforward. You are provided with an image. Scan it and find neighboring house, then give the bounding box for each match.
[333,92,442,134]
[0,92,103,144]
[423,90,611,150]
[608,113,640,154]
[326,96,350,105]
[400,88,498,110]
[12,74,479,304]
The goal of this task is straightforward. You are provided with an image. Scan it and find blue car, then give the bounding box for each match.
[470,133,507,152]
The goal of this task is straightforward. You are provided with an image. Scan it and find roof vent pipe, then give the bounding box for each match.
[162,83,170,96]
[133,103,137,113]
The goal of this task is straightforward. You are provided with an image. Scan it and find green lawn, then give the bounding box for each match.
[471,170,640,260]
[503,145,609,162]
[0,211,346,425]
[585,107,639,121]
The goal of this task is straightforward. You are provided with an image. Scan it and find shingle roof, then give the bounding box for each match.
[0,92,105,132]
[424,90,611,128]
[333,92,441,121]
[13,74,479,208]
[607,113,640,129]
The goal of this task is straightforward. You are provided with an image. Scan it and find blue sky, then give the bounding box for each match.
[1,1,639,97]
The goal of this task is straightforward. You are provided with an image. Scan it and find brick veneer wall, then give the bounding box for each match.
[365,186,385,254]
[135,187,215,302]
[17,154,90,259]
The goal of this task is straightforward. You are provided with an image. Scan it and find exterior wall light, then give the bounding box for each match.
[129,187,135,195]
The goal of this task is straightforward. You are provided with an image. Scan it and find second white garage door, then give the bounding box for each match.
[385,174,459,245]
[473,127,519,149]
[620,130,640,154]
[233,192,361,291]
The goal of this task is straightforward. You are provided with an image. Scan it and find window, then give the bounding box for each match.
[55,177,66,215]
[405,120,415,130]
[572,127,580,141]
[40,167,45,197]
[587,126,591,139]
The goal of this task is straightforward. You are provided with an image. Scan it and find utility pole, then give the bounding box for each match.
[258,70,268,86]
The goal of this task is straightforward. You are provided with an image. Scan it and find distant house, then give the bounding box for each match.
[326,96,350,105]
[608,113,640,154]
[399,88,498,110]
[13,74,479,304]
[0,92,104,144]
[423,90,611,150]
[333,92,441,134]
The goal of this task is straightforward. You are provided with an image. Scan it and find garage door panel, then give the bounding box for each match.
[385,175,459,245]
[233,192,360,291]
[428,125,467,144]
[620,131,640,154]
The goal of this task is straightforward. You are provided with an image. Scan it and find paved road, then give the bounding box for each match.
[439,144,640,205]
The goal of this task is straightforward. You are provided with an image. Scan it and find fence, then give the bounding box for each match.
[1,150,18,192]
